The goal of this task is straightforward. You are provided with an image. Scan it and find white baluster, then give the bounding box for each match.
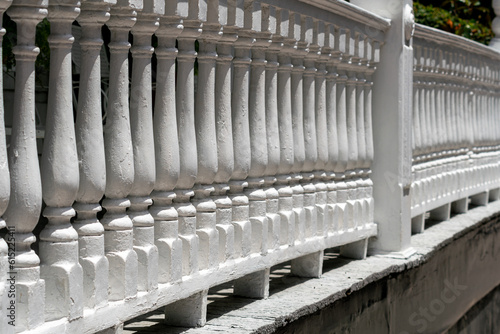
[263,5,281,252]
[290,13,306,244]
[74,0,112,309]
[194,0,220,270]
[230,0,251,258]
[0,2,11,333]
[301,16,318,239]
[334,28,349,232]
[151,8,182,284]
[276,9,295,247]
[325,24,340,235]
[214,0,235,263]
[174,0,202,277]
[102,0,142,301]
[4,1,47,330]
[353,36,367,228]
[314,20,329,238]
[129,0,162,292]
[362,40,377,227]
[39,0,83,320]
[247,0,270,256]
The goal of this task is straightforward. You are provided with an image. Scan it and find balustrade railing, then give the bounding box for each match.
[1,0,499,333]
[411,24,500,233]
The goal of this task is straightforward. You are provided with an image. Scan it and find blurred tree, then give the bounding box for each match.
[414,0,495,44]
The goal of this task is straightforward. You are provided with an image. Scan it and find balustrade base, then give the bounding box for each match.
[164,289,208,327]
[291,251,324,278]
[234,268,270,299]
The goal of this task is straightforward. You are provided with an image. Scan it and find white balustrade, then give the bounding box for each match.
[12,0,500,332]
[411,24,500,232]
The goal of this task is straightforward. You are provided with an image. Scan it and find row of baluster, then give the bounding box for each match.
[0,0,379,331]
[413,44,500,161]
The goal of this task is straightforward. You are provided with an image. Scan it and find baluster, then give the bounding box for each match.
[362,40,377,227]
[314,20,329,238]
[129,0,162,292]
[73,0,112,309]
[246,0,270,256]
[214,0,235,263]
[230,0,251,259]
[0,2,11,333]
[290,13,306,244]
[354,35,367,228]
[263,5,281,252]
[194,0,219,270]
[236,39,274,291]
[174,0,202,277]
[151,7,183,284]
[39,0,83,320]
[301,16,318,240]
[325,24,339,235]
[333,28,349,233]
[338,28,358,231]
[4,1,47,330]
[102,0,142,301]
[276,9,295,247]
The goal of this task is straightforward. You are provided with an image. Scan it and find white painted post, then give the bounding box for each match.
[151,5,183,284]
[301,16,318,241]
[325,24,340,235]
[194,0,220,270]
[289,12,306,244]
[214,0,235,263]
[264,5,282,252]
[129,0,163,292]
[102,0,142,300]
[39,0,83,321]
[230,0,251,259]
[314,20,329,238]
[246,0,270,256]
[276,9,295,247]
[4,0,47,330]
[333,28,349,234]
[174,0,202,277]
[74,0,113,309]
[0,2,11,333]
[352,0,415,256]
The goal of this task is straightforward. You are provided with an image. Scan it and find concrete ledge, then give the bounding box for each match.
[124,200,500,333]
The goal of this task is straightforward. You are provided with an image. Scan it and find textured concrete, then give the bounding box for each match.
[123,200,500,333]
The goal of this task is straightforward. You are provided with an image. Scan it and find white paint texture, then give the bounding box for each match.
[3,0,500,333]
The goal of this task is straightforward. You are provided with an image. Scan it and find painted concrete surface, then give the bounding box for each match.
[123,200,500,333]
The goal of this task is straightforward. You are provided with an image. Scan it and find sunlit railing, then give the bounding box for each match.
[0,0,387,332]
[411,24,500,233]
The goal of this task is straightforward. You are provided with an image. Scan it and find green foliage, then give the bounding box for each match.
[414,0,494,45]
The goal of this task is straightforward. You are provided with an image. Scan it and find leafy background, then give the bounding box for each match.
[414,0,494,44]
